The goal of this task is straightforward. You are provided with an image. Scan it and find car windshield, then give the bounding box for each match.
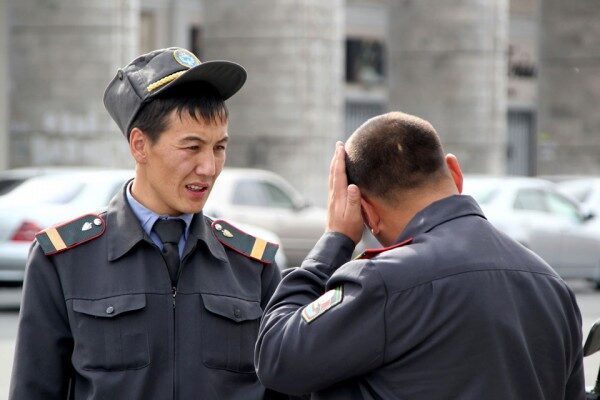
[0,174,85,204]
[557,180,593,203]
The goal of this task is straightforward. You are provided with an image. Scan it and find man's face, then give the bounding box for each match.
[137,110,228,215]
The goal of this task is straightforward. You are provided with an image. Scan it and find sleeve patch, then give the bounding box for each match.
[302,286,343,323]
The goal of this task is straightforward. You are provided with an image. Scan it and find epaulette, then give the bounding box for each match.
[35,214,106,256]
[211,219,279,264]
[355,237,413,260]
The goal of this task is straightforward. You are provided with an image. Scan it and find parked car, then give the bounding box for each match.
[0,168,288,284]
[463,175,600,288]
[0,169,135,284]
[204,168,327,267]
[0,167,82,195]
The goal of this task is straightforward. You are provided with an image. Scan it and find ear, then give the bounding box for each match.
[445,153,463,194]
[360,196,381,235]
[129,128,149,164]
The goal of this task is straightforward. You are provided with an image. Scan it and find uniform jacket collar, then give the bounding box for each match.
[396,195,486,243]
[107,182,228,262]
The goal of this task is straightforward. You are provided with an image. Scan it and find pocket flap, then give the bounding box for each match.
[73,294,146,318]
[201,294,262,322]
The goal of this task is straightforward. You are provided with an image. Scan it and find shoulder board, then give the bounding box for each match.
[35,214,106,256]
[355,237,413,260]
[211,219,279,264]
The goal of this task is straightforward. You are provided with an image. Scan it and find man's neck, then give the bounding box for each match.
[379,184,459,246]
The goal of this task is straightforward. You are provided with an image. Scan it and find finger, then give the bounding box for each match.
[328,144,339,191]
[332,144,348,195]
[345,184,362,219]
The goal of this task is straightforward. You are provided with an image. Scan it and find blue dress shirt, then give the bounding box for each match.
[125,182,194,257]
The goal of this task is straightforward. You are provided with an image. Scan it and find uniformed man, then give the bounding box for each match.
[255,112,585,399]
[10,48,283,399]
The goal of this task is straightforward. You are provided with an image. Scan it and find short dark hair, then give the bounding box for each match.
[129,82,228,143]
[346,112,446,202]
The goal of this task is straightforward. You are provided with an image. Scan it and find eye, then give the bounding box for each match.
[215,144,227,151]
[186,145,200,151]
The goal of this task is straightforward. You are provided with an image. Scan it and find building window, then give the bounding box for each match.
[346,38,385,85]
[508,44,536,78]
[345,101,385,137]
[189,25,202,59]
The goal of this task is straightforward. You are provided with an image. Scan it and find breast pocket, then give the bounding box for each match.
[72,293,150,371]
[201,293,263,373]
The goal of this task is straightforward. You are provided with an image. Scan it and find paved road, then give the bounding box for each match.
[0,281,598,399]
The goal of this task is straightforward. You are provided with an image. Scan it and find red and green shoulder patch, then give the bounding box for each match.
[355,237,413,260]
[302,286,343,323]
[211,219,279,264]
[35,214,105,255]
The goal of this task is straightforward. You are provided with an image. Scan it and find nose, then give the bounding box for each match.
[194,151,216,177]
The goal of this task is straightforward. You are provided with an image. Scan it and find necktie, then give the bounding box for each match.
[153,218,185,286]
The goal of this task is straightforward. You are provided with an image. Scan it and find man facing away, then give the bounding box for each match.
[10,48,283,399]
[255,111,585,399]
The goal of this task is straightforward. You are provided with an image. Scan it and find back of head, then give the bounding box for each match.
[346,111,447,203]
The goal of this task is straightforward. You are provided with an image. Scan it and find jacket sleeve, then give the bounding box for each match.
[261,259,282,310]
[564,287,585,400]
[9,243,73,399]
[255,232,387,396]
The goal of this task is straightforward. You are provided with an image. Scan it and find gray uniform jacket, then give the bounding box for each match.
[255,195,585,399]
[10,185,283,400]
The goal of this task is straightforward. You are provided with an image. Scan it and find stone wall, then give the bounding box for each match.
[202,0,345,205]
[537,0,600,174]
[9,0,138,168]
[387,0,509,174]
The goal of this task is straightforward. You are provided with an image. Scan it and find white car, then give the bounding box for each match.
[463,175,600,288]
[204,168,328,267]
[0,169,287,284]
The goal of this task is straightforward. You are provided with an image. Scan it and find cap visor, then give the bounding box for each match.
[154,60,247,100]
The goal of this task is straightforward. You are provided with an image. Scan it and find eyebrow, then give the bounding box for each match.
[179,135,229,144]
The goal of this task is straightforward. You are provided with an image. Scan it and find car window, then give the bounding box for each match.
[262,182,295,209]
[1,175,84,204]
[513,189,547,212]
[545,192,581,221]
[0,178,28,195]
[232,180,270,206]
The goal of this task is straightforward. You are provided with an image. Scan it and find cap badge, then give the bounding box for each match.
[173,49,200,69]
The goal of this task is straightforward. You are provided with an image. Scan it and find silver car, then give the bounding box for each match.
[204,168,327,267]
[0,170,134,283]
[0,169,288,284]
[463,175,600,288]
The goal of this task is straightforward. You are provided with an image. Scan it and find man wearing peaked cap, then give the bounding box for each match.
[255,112,584,399]
[10,47,285,400]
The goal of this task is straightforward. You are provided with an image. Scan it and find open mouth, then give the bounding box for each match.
[185,184,208,193]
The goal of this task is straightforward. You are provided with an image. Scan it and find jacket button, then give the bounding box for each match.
[106,306,115,315]
[234,308,241,318]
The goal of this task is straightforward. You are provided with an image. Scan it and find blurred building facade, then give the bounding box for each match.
[1,0,599,204]
[0,0,8,170]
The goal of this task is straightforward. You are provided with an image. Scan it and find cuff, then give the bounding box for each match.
[304,232,356,271]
